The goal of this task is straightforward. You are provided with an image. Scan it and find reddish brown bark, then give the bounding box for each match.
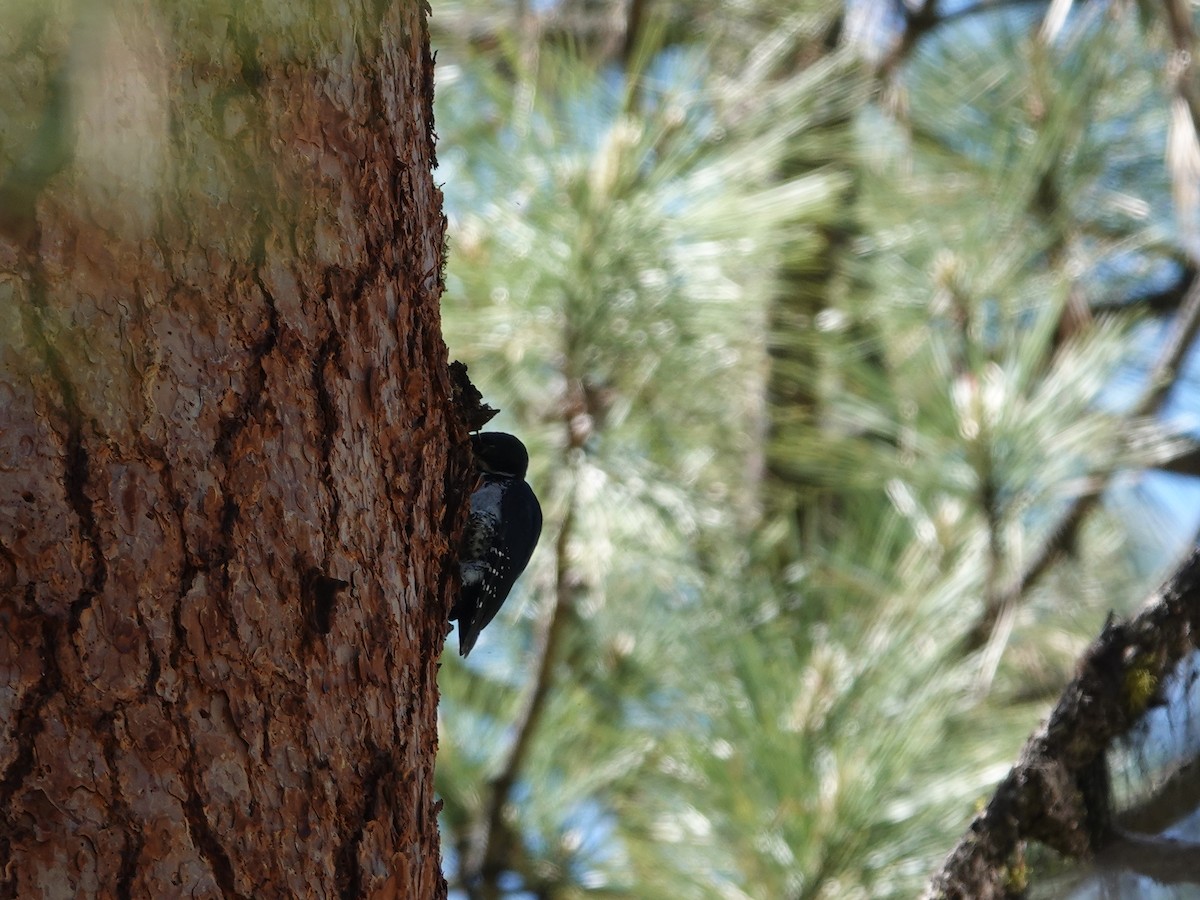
[0,2,456,897]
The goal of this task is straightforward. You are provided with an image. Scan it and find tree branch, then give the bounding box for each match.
[874,0,1051,77]
[1090,262,1198,317]
[1156,445,1200,478]
[1099,829,1200,886]
[465,386,590,892]
[967,232,1200,652]
[876,0,940,78]
[925,548,1200,898]
[470,494,576,884]
[1161,0,1200,133]
[1117,755,1200,835]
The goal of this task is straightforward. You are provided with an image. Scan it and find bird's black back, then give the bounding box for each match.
[453,472,542,656]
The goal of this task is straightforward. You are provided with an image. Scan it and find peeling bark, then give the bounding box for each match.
[0,1,456,897]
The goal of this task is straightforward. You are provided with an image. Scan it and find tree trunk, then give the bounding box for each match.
[0,2,456,897]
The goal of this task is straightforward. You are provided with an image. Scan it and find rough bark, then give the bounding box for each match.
[0,1,457,897]
[924,549,1200,899]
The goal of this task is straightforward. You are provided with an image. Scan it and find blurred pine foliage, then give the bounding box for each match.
[432,2,1200,897]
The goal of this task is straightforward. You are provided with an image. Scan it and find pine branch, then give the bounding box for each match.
[925,548,1200,899]
[1162,0,1200,129]
[1117,755,1200,835]
[876,0,940,77]
[967,239,1200,652]
[875,0,1049,76]
[620,0,649,69]
[465,396,588,892]
[1090,262,1198,316]
[474,496,575,878]
[964,1,1200,655]
[1099,830,1200,887]
[1156,445,1200,477]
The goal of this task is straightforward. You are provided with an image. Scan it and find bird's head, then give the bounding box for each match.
[471,431,530,479]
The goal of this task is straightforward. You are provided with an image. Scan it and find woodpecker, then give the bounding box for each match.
[451,432,542,657]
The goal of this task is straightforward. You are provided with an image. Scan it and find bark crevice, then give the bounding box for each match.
[0,608,62,897]
[335,745,392,900]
